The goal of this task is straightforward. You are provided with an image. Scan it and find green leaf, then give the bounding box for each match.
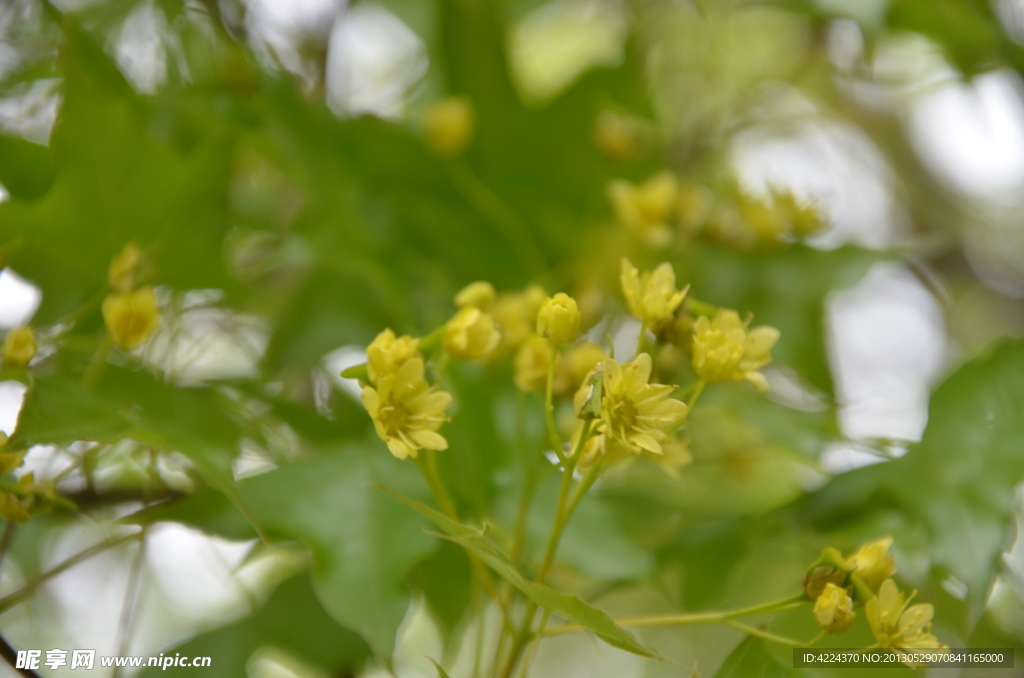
[427,657,452,678]
[0,135,54,199]
[378,484,659,658]
[241,448,435,659]
[137,574,370,678]
[713,636,800,678]
[409,540,473,639]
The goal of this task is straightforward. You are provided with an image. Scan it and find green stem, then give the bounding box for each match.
[720,619,808,648]
[497,422,592,678]
[81,334,114,390]
[544,342,565,463]
[687,379,706,411]
[416,453,514,635]
[542,593,807,636]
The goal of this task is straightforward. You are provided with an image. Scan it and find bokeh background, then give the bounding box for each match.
[1,0,1024,676]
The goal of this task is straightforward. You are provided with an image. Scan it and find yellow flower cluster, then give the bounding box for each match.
[361,329,451,460]
[692,310,779,393]
[867,579,946,650]
[621,258,687,330]
[814,583,855,634]
[2,326,36,368]
[103,242,159,350]
[574,353,688,457]
[608,172,678,248]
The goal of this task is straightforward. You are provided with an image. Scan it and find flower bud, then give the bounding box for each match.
[425,96,475,157]
[444,306,499,360]
[366,329,420,385]
[102,287,160,349]
[847,536,897,591]
[814,583,855,634]
[803,564,847,600]
[514,334,552,392]
[2,326,36,369]
[537,293,580,344]
[455,281,496,311]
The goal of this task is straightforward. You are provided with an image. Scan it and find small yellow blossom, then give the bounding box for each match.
[493,285,547,352]
[366,329,421,385]
[2,326,36,368]
[608,172,678,247]
[866,579,946,650]
[692,310,779,393]
[594,111,640,161]
[738,193,789,244]
[455,281,496,311]
[514,334,552,392]
[109,241,143,292]
[361,357,451,460]
[102,288,160,350]
[0,433,24,476]
[847,536,897,590]
[620,258,688,329]
[575,353,688,456]
[424,96,476,157]
[554,341,605,396]
[537,293,580,345]
[773,187,824,237]
[814,583,855,634]
[803,564,847,601]
[444,306,499,360]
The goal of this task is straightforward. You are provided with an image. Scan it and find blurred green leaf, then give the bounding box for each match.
[379,484,659,658]
[0,135,54,199]
[409,539,473,639]
[241,447,435,659]
[713,636,799,678]
[137,573,370,678]
[803,339,1024,617]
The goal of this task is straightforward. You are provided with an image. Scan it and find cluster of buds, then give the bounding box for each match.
[605,168,824,252]
[102,242,159,350]
[801,537,945,650]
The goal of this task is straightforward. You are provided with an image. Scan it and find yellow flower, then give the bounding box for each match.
[424,96,475,157]
[109,241,142,293]
[554,341,605,396]
[575,353,688,455]
[847,536,897,590]
[594,111,640,161]
[366,329,421,385]
[608,172,678,247]
[361,357,451,460]
[691,310,779,393]
[0,433,24,476]
[493,285,547,353]
[514,334,552,392]
[620,258,688,329]
[537,293,580,345]
[814,583,855,634]
[866,579,946,650]
[2,326,36,368]
[773,187,824,237]
[444,306,499,360]
[738,193,789,244]
[102,288,160,350]
[455,281,496,311]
